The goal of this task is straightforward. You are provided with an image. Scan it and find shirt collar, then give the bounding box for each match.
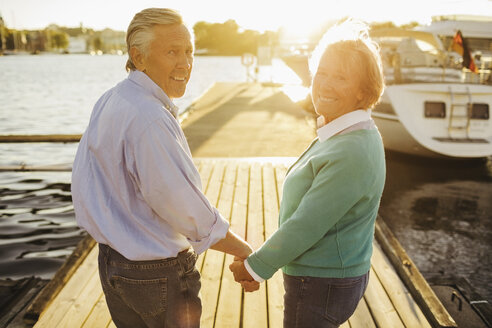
[128,70,180,118]
[317,109,372,142]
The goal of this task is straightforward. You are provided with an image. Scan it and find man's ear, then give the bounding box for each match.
[130,46,145,71]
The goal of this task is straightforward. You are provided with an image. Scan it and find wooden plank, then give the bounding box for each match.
[274,164,287,204]
[0,164,73,172]
[262,163,284,327]
[81,294,112,328]
[348,296,376,328]
[374,216,457,328]
[364,267,405,328]
[214,162,249,326]
[243,162,268,328]
[262,163,280,240]
[207,160,236,327]
[371,241,431,327]
[25,235,96,324]
[0,134,82,143]
[0,278,47,328]
[195,159,215,272]
[215,162,245,328]
[199,161,228,327]
[197,158,214,194]
[27,159,442,328]
[340,321,351,328]
[34,245,99,327]
[55,273,103,327]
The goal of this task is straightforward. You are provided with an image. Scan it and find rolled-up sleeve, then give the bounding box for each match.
[130,117,229,254]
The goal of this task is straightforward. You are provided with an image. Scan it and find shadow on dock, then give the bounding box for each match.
[182,82,316,157]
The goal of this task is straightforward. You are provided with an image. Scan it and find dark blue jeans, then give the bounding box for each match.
[98,244,201,328]
[283,271,369,328]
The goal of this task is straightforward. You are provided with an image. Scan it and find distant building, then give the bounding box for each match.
[68,36,87,53]
[100,28,126,54]
[26,31,46,53]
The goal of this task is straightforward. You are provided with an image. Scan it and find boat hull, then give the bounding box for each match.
[372,112,443,158]
[374,83,492,159]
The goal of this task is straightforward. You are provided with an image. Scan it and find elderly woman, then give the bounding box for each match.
[230,19,386,328]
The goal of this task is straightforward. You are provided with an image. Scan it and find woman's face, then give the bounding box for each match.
[311,47,363,123]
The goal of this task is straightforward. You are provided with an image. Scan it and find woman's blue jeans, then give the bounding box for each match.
[98,244,201,328]
[283,271,369,328]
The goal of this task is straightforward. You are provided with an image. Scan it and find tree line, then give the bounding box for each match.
[193,19,278,55]
[0,19,278,55]
[0,18,419,55]
[0,24,121,54]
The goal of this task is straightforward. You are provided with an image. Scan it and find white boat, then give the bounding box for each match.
[374,83,491,158]
[371,21,492,159]
[280,18,492,159]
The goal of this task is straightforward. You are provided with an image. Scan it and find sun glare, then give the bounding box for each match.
[3,0,488,34]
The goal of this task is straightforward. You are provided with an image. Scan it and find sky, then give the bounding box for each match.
[1,0,491,37]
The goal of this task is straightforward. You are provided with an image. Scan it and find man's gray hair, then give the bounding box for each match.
[125,8,183,72]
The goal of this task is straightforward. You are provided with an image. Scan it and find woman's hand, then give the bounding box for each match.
[229,257,260,292]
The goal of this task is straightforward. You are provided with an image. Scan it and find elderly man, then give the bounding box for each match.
[71,8,253,328]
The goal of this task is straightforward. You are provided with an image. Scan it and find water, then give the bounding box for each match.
[0,171,77,278]
[0,53,304,280]
[0,54,491,304]
[0,54,304,166]
[380,153,492,302]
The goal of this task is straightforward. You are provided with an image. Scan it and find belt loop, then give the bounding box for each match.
[99,243,107,256]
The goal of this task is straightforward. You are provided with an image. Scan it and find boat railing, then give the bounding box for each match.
[376,33,492,85]
[384,56,491,85]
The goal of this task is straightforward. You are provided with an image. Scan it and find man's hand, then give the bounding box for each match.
[229,257,260,292]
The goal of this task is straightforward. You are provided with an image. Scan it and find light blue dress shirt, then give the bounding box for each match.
[71,70,229,260]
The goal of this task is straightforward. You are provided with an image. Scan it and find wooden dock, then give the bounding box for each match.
[12,82,455,327]
[33,158,434,328]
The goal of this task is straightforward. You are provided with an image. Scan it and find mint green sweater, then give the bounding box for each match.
[247,129,386,279]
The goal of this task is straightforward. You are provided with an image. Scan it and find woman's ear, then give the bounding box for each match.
[130,46,145,72]
[356,89,367,108]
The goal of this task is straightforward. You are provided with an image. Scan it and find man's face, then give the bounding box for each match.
[140,24,193,99]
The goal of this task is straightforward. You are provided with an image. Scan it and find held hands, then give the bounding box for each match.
[229,257,260,292]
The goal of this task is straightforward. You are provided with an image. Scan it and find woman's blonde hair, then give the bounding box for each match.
[309,19,385,109]
[125,8,183,72]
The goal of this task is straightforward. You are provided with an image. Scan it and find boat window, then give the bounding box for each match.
[470,103,489,120]
[424,102,446,118]
[415,40,437,53]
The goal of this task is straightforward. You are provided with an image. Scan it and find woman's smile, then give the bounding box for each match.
[318,96,338,103]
